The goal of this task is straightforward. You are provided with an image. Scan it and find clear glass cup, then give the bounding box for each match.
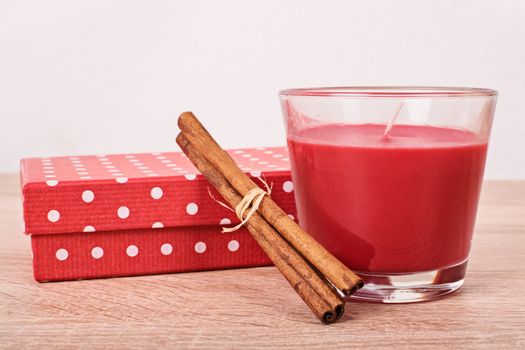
[279,87,497,303]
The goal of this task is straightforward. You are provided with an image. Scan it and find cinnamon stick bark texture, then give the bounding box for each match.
[178,111,363,296]
[177,134,344,324]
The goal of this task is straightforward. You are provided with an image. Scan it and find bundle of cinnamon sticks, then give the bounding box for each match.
[176,112,363,324]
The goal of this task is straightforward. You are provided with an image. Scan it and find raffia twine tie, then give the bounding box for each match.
[208,177,272,233]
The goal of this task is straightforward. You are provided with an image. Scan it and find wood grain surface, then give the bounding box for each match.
[0,173,524,349]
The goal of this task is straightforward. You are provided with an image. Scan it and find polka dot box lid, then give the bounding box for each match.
[20,147,296,235]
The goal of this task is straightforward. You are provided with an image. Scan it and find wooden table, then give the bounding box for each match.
[0,174,524,349]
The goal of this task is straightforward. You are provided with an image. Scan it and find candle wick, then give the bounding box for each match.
[383,103,404,138]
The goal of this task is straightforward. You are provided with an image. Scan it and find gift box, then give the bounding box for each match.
[20,147,296,282]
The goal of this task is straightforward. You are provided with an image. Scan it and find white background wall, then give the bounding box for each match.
[1,0,524,179]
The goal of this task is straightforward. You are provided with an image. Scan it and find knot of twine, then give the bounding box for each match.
[208,177,272,233]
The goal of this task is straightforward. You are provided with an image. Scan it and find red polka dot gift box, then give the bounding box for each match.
[20,147,296,282]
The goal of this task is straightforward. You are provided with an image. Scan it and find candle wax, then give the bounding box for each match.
[288,124,487,273]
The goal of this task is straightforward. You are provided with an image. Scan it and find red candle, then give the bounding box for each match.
[288,123,487,274]
[280,86,497,302]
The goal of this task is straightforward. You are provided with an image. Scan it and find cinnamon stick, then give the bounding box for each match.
[178,111,363,296]
[177,133,344,323]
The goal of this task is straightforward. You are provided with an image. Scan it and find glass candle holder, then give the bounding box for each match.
[279,87,497,303]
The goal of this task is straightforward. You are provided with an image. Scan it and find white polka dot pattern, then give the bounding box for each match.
[55,248,68,261]
[194,242,206,253]
[47,210,60,223]
[152,222,164,229]
[283,181,294,193]
[126,245,139,257]
[91,247,104,259]
[150,187,163,200]
[82,190,94,203]
[21,147,294,235]
[160,243,173,255]
[228,240,240,252]
[220,218,232,225]
[33,222,289,281]
[51,152,265,182]
[186,203,198,215]
[117,206,130,219]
